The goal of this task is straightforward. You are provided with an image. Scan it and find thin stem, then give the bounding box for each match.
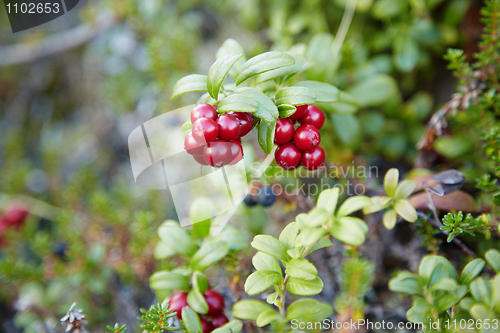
[331,0,357,59]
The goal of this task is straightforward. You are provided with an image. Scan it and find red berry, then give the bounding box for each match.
[231,112,254,137]
[203,289,225,316]
[274,118,295,145]
[288,104,308,120]
[300,105,325,129]
[184,131,205,156]
[168,292,188,319]
[3,206,28,228]
[203,141,232,167]
[212,314,229,328]
[294,125,321,151]
[275,143,302,170]
[301,146,325,170]
[228,140,243,165]
[193,154,209,165]
[199,318,213,333]
[191,103,218,123]
[192,118,218,144]
[217,114,241,141]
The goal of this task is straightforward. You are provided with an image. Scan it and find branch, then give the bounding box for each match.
[0,14,116,66]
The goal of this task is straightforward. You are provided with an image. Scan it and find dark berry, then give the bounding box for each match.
[294,125,320,151]
[301,146,325,170]
[274,118,295,145]
[3,206,28,228]
[243,194,257,206]
[228,140,243,165]
[53,241,68,258]
[191,103,218,123]
[193,155,209,165]
[169,292,189,319]
[203,140,232,167]
[199,318,213,333]
[275,143,302,170]
[217,114,241,141]
[184,131,205,156]
[231,112,254,137]
[288,104,308,120]
[203,289,225,316]
[212,314,229,328]
[192,118,218,144]
[257,185,276,207]
[300,105,325,129]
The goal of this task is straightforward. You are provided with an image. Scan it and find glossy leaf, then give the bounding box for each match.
[245,270,283,295]
[256,310,280,327]
[236,87,278,122]
[149,271,190,291]
[485,249,500,273]
[251,235,290,262]
[279,222,298,249]
[384,168,399,197]
[236,52,295,85]
[336,196,372,217]
[217,94,258,114]
[460,259,485,285]
[293,81,340,103]
[257,120,276,154]
[317,188,339,215]
[190,241,230,272]
[171,74,208,100]
[252,252,282,274]
[207,54,243,100]
[394,180,417,199]
[232,300,274,321]
[394,199,418,222]
[285,298,321,320]
[285,258,318,280]
[275,87,316,106]
[211,320,243,333]
[158,220,198,257]
[278,104,296,118]
[286,276,323,295]
[182,307,202,333]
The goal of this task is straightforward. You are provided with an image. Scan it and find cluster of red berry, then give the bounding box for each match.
[0,204,29,245]
[184,103,253,167]
[169,289,227,333]
[274,105,326,170]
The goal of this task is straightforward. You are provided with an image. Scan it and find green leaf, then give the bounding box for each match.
[236,52,295,85]
[305,33,339,82]
[216,38,246,78]
[190,241,230,272]
[158,220,198,257]
[236,87,278,122]
[384,168,399,197]
[275,87,316,106]
[306,237,334,255]
[394,37,419,72]
[317,188,339,215]
[182,307,202,333]
[187,272,209,314]
[211,225,248,250]
[207,54,244,100]
[394,180,417,199]
[149,271,190,291]
[256,310,280,327]
[245,270,283,295]
[279,222,298,249]
[305,208,331,227]
[251,235,290,262]
[278,104,296,118]
[336,196,372,217]
[255,52,306,83]
[286,299,321,320]
[232,300,274,321]
[329,217,366,246]
[418,255,458,285]
[211,320,243,333]
[485,249,500,273]
[293,81,340,103]
[429,277,458,292]
[257,121,276,155]
[285,258,318,280]
[435,294,459,312]
[286,276,323,295]
[394,199,418,222]
[460,259,485,285]
[383,209,397,229]
[492,274,500,313]
[470,277,492,307]
[331,114,361,149]
[154,241,176,260]
[433,136,474,159]
[252,252,282,274]
[217,94,258,114]
[470,304,497,332]
[171,74,208,100]
[388,271,423,294]
[287,247,303,259]
[318,91,358,114]
[349,74,399,108]
[295,227,326,247]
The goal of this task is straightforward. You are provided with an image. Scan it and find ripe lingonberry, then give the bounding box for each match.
[228,140,243,165]
[274,118,295,145]
[168,292,189,319]
[231,112,254,137]
[288,104,308,120]
[294,125,321,151]
[203,290,225,316]
[203,140,232,167]
[275,143,302,170]
[212,314,229,328]
[191,103,218,123]
[301,146,325,170]
[300,105,325,129]
[184,131,205,156]
[217,114,241,141]
[3,206,28,228]
[257,185,276,207]
[193,154,209,165]
[192,118,218,144]
[199,318,213,333]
